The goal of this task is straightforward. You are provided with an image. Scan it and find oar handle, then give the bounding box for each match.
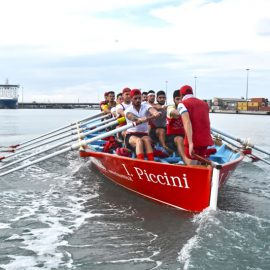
[193,154,222,169]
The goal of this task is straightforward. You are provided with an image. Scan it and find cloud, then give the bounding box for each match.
[0,0,270,102]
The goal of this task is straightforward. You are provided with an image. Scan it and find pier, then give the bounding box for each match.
[18,102,100,109]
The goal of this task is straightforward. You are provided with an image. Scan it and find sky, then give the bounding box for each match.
[0,0,270,103]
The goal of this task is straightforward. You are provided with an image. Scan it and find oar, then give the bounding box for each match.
[0,116,121,168]
[4,112,107,149]
[212,131,270,166]
[0,116,125,170]
[0,116,117,162]
[0,149,15,153]
[211,131,242,150]
[0,119,138,177]
[193,154,222,169]
[13,114,110,151]
[14,114,110,151]
[211,127,270,156]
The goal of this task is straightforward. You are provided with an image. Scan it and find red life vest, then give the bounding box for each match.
[166,116,185,135]
[182,97,213,147]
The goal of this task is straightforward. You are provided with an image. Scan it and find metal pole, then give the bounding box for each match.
[194,76,197,97]
[246,68,250,100]
[165,80,168,104]
[21,87,24,109]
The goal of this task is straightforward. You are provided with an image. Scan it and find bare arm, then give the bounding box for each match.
[126,112,149,124]
[151,103,167,110]
[148,107,162,118]
[169,108,180,118]
[126,112,139,121]
[116,108,125,117]
[181,111,194,157]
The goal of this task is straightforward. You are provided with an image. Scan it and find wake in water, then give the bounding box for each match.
[0,154,100,269]
[177,160,270,270]
[0,153,269,270]
[178,208,270,270]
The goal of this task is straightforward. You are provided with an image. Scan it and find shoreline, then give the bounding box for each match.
[210,109,270,115]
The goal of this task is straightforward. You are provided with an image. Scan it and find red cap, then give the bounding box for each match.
[104,92,109,97]
[122,87,131,94]
[130,89,141,97]
[180,85,193,95]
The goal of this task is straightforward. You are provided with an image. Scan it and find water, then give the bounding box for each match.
[0,109,269,270]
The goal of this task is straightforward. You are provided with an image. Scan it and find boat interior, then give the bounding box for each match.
[84,133,242,165]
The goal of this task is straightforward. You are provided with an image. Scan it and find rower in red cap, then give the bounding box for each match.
[124,89,161,161]
[170,85,213,164]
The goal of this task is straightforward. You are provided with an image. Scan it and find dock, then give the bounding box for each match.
[18,102,100,109]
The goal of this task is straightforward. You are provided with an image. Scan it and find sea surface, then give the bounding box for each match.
[0,109,269,270]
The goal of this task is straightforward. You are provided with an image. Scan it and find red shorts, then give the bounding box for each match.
[184,146,208,160]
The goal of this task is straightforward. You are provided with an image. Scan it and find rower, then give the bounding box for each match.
[100,91,116,114]
[124,89,161,161]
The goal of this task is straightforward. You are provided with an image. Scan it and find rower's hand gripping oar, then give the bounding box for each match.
[193,153,222,169]
[3,112,108,149]
[0,116,117,163]
[0,117,131,177]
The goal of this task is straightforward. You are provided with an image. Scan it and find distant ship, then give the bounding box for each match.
[0,79,20,109]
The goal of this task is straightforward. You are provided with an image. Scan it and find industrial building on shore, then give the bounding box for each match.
[205,97,270,115]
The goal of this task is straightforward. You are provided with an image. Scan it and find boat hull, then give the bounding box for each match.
[79,123,244,212]
[0,99,18,109]
[85,151,216,212]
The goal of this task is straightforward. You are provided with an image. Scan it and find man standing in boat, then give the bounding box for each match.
[124,89,161,161]
[173,85,213,162]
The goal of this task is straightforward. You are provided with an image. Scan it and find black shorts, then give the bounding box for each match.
[149,127,166,143]
[125,133,148,150]
[166,134,184,151]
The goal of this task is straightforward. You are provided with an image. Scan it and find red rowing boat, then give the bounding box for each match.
[80,140,244,212]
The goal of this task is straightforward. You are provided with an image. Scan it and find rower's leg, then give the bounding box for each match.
[142,136,154,161]
[174,136,192,165]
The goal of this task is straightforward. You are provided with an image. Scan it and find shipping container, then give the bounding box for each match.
[248,102,259,107]
[237,106,248,111]
[259,106,270,111]
[250,98,265,103]
[237,101,248,107]
[247,106,259,111]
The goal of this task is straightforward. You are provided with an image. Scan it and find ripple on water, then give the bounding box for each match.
[0,156,101,270]
[178,209,270,270]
